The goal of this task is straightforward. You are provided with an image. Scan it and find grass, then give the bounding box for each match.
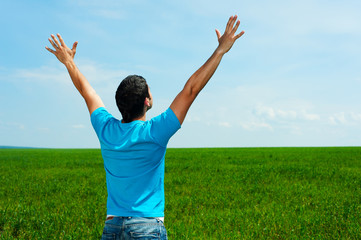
[0,149,105,239]
[1,147,361,239]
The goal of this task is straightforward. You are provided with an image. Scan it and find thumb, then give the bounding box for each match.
[72,41,78,53]
[215,29,221,40]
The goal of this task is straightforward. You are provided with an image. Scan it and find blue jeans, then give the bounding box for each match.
[101,217,168,240]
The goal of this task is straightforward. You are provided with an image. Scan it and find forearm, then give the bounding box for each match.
[169,48,225,124]
[64,60,95,97]
[183,48,224,97]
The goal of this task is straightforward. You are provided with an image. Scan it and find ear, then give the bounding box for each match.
[144,98,150,107]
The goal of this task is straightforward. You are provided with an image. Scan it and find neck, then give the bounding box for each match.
[122,113,146,123]
[133,114,146,121]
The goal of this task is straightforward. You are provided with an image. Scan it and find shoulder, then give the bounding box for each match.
[91,107,116,128]
[150,108,180,126]
[146,108,181,146]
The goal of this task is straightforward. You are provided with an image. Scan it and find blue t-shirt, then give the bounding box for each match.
[91,107,181,217]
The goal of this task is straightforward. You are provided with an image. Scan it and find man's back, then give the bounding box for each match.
[91,107,180,217]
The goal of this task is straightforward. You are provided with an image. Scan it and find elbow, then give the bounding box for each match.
[184,81,200,99]
[183,86,198,101]
[81,87,97,99]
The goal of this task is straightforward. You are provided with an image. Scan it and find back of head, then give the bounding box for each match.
[115,75,150,123]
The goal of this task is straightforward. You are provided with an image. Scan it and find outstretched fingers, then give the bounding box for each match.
[230,15,238,31]
[57,34,66,47]
[51,34,61,48]
[225,15,235,33]
[48,37,58,50]
[45,34,78,64]
[225,16,232,32]
[231,20,240,35]
[45,46,55,54]
[215,15,245,54]
[46,34,75,52]
[224,15,243,38]
[235,30,245,40]
[227,16,245,41]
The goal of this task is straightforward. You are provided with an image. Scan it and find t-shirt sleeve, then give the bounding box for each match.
[150,108,181,147]
[90,107,113,138]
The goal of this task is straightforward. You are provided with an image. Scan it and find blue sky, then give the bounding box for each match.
[1,0,361,148]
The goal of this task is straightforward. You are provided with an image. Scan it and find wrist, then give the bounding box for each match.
[64,59,75,69]
[215,46,227,56]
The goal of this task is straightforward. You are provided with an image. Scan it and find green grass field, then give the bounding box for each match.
[1,147,360,239]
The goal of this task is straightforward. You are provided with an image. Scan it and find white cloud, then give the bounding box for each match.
[240,121,273,131]
[76,60,129,85]
[185,115,201,123]
[72,124,86,129]
[2,60,129,89]
[254,106,276,119]
[328,112,361,126]
[329,112,347,125]
[254,105,319,122]
[0,121,25,130]
[350,112,361,121]
[11,66,69,85]
[301,111,320,121]
[218,121,231,128]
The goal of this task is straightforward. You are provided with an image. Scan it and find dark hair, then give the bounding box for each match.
[115,75,150,123]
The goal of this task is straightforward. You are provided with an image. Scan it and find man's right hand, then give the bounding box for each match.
[215,15,245,55]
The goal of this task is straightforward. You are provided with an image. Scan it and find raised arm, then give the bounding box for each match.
[170,15,245,124]
[45,34,104,115]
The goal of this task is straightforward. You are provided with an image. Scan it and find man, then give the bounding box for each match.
[46,15,244,240]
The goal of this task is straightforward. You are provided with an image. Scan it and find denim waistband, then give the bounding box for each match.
[106,215,164,223]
